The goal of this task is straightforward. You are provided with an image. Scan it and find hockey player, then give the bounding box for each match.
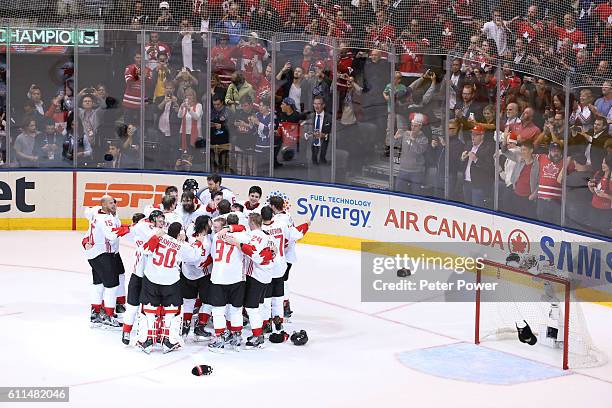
[175,190,207,229]
[182,178,201,205]
[117,210,165,345]
[204,190,224,217]
[159,194,182,229]
[240,212,276,349]
[269,195,297,318]
[207,215,250,352]
[196,173,236,204]
[217,199,248,227]
[83,195,125,328]
[137,222,207,354]
[143,186,179,216]
[260,205,309,332]
[181,215,213,340]
[244,185,263,215]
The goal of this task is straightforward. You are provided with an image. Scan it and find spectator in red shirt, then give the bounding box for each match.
[512,5,543,44]
[211,35,236,86]
[587,153,612,235]
[556,13,587,51]
[514,107,541,142]
[366,10,396,44]
[145,32,172,71]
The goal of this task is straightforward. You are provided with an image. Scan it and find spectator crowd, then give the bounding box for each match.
[0,0,610,236]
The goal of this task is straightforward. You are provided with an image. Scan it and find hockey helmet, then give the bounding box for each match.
[149,209,165,223]
[290,330,308,346]
[269,331,289,344]
[183,178,199,192]
[191,365,213,376]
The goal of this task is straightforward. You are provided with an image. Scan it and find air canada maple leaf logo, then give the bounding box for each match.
[508,229,530,254]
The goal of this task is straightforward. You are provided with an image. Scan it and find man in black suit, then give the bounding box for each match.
[461,124,495,209]
[306,95,332,165]
[454,84,484,132]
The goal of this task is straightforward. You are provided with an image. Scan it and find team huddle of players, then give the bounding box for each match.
[82,174,309,354]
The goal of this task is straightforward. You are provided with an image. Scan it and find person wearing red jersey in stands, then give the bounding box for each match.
[211,34,236,86]
[366,10,396,44]
[588,153,612,236]
[556,13,587,51]
[123,51,152,125]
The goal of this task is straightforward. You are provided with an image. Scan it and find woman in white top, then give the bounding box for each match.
[177,87,203,151]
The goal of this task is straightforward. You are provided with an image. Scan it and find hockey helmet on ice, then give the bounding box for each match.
[290,330,308,346]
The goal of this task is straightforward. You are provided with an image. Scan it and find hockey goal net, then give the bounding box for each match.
[474,260,607,370]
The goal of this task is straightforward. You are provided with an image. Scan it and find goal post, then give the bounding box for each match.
[474,259,605,370]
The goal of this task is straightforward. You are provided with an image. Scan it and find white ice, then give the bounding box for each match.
[0,231,611,407]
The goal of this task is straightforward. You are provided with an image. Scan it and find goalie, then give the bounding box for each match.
[136,222,208,354]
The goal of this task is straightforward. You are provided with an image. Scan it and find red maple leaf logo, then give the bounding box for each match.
[511,234,527,253]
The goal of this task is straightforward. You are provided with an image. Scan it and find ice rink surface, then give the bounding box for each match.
[1,231,611,407]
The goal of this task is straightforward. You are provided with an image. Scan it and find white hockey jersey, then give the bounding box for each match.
[217,211,249,227]
[210,229,250,285]
[143,203,164,217]
[272,211,297,263]
[130,219,159,277]
[175,204,207,231]
[243,201,262,215]
[242,229,275,284]
[142,234,204,285]
[197,186,236,205]
[262,219,305,278]
[84,209,121,259]
[182,226,213,280]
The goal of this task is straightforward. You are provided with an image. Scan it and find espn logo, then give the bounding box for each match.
[83,183,168,208]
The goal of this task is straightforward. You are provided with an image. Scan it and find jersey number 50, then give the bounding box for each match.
[152,244,177,268]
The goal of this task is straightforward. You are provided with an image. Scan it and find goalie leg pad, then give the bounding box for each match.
[163,305,184,346]
[137,304,159,343]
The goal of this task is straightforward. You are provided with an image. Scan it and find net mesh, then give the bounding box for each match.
[477,261,607,369]
[0,0,609,77]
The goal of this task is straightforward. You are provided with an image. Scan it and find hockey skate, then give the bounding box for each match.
[272,316,283,332]
[245,335,264,349]
[137,338,154,354]
[115,303,126,314]
[182,319,192,337]
[121,330,131,345]
[162,337,181,354]
[208,336,225,353]
[227,331,242,352]
[90,308,103,328]
[193,323,212,341]
[101,313,123,330]
[262,321,272,334]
